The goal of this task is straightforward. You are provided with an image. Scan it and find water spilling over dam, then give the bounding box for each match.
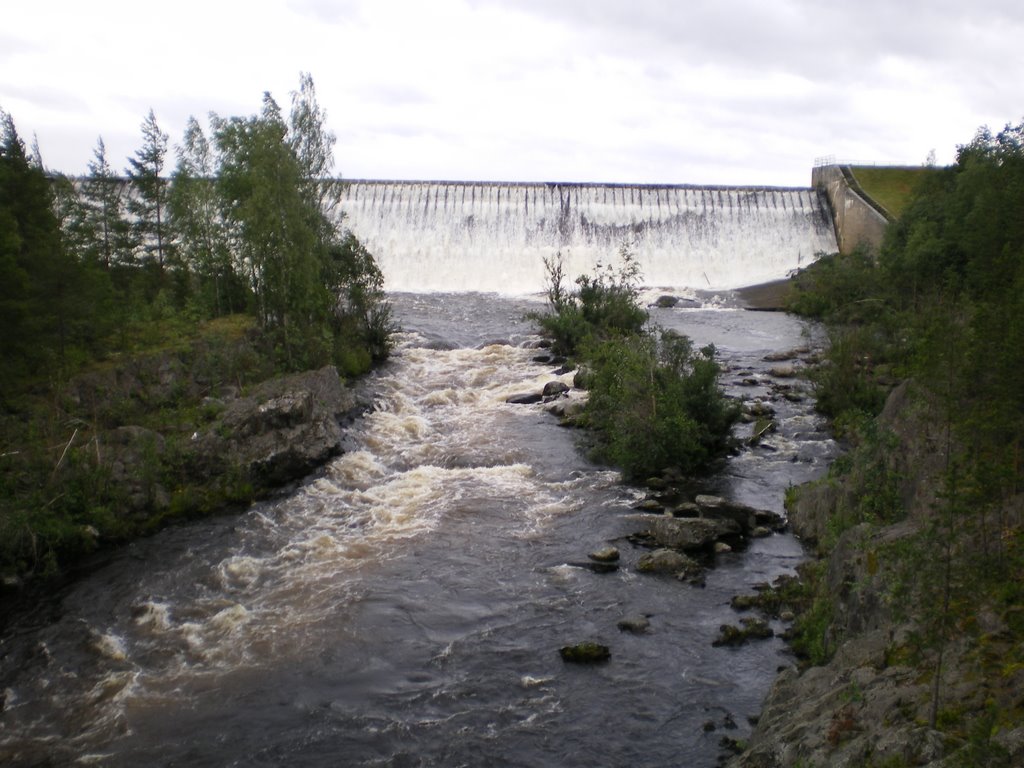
[337,181,837,293]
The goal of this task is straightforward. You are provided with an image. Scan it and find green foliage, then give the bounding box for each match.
[790,120,1024,741]
[848,165,938,219]
[326,231,395,367]
[532,245,647,357]
[0,77,396,583]
[786,560,836,666]
[169,117,244,317]
[786,247,889,325]
[583,332,738,480]
[532,245,737,481]
[0,108,109,390]
[126,109,172,280]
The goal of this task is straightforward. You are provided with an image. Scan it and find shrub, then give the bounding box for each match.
[582,330,739,481]
[532,244,647,357]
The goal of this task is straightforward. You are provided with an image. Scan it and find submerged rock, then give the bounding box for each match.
[506,392,543,405]
[712,617,774,647]
[559,642,611,664]
[617,615,651,634]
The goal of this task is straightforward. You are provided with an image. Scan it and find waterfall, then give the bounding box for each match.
[335,181,837,294]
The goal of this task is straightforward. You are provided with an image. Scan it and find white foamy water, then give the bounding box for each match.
[339,181,837,293]
[0,295,839,768]
[0,331,613,763]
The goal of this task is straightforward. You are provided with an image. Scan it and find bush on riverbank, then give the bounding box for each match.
[531,247,738,481]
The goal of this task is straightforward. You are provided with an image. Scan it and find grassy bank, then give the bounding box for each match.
[847,165,939,218]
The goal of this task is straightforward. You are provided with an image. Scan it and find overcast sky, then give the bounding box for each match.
[3,0,1023,187]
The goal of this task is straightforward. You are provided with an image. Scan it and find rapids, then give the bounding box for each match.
[0,292,836,767]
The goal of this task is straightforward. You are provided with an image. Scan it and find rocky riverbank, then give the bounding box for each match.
[726,382,1024,767]
[1,337,370,598]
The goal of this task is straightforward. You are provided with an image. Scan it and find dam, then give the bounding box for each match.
[336,181,838,293]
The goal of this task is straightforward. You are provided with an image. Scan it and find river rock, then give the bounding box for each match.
[559,642,611,663]
[668,501,700,518]
[569,560,619,574]
[542,381,570,397]
[588,546,620,563]
[617,615,651,633]
[643,516,740,551]
[768,364,800,378]
[762,348,808,363]
[634,498,664,513]
[506,392,543,405]
[712,617,774,647]
[546,397,586,422]
[693,495,785,534]
[636,549,701,580]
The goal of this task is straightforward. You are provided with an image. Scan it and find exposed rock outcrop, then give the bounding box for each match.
[728,381,1024,767]
[87,364,363,529]
[191,365,360,491]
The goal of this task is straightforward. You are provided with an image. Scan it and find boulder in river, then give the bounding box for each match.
[712,617,774,647]
[546,397,586,423]
[506,392,543,405]
[636,549,702,582]
[193,365,356,491]
[693,495,785,534]
[642,516,740,552]
[542,381,570,398]
[559,642,611,663]
[588,546,620,563]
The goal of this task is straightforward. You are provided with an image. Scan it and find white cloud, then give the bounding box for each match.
[3,0,1023,185]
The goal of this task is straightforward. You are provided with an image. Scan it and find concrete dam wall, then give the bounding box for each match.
[812,165,890,255]
[335,181,838,294]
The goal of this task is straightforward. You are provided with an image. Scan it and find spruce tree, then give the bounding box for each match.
[0,109,85,381]
[126,109,171,280]
[81,137,132,269]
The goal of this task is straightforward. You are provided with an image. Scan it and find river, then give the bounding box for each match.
[0,290,836,767]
